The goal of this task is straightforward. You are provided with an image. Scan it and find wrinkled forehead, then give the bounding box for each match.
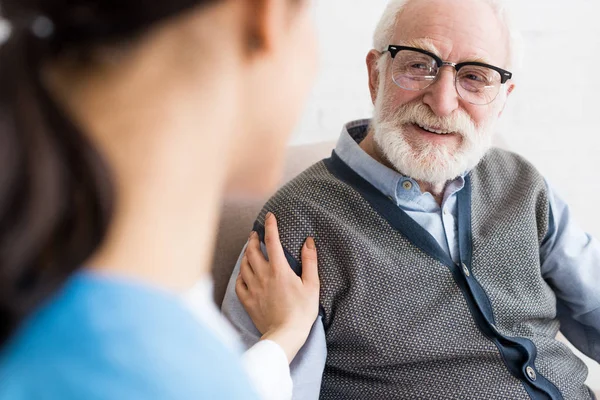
[391,0,510,68]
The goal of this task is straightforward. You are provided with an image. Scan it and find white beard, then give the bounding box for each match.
[372,93,497,187]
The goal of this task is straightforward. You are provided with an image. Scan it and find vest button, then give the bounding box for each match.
[526,366,537,381]
[462,263,470,277]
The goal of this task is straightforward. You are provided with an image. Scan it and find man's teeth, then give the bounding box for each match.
[417,123,451,135]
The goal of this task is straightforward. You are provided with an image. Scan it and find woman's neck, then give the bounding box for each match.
[86,127,229,293]
[47,26,241,293]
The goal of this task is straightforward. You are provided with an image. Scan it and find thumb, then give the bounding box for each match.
[301,237,319,288]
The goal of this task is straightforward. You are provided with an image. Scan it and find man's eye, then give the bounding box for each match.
[410,63,428,70]
[465,73,485,82]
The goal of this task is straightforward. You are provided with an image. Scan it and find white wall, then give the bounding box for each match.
[293,0,600,389]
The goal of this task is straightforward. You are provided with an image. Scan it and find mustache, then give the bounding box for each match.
[384,101,477,136]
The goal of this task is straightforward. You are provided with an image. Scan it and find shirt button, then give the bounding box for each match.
[526,366,537,381]
[443,209,449,215]
[402,181,413,190]
[462,263,470,277]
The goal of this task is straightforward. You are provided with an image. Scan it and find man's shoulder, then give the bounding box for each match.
[472,148,549,216]
[474,147,544,182]
[269,158,346,204]
[254,156,363,244]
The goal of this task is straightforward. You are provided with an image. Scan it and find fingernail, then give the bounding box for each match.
[305,237,316,250]
[266,212,273,221]
[248,231,255,240]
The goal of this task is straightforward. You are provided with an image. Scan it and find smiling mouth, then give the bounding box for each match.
[414,123,456,136]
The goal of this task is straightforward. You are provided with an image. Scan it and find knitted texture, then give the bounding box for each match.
[256,149,590,400]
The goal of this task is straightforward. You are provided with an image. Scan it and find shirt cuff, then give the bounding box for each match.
[242,340,293,400]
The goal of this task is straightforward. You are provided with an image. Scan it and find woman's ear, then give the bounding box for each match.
[242,0,289,56]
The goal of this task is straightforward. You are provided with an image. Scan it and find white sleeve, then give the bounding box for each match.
[222,244,327,400]
[242,340,293,400]
[181,276,294,400]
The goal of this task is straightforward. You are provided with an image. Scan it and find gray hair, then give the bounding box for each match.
[373,0,523,72]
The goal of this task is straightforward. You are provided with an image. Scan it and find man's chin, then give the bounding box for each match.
[393,150,467,183]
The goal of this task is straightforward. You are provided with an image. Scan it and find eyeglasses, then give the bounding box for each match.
[383,45,513,106]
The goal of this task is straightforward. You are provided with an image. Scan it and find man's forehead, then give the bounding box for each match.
[397,38,493,65]
[391,0,509,67]
[399,38,439,54]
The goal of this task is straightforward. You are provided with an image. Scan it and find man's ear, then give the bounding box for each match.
[498,82,516,117]
[367,50,383,105]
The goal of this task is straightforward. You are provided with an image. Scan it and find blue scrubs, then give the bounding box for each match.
[0,272,260,400]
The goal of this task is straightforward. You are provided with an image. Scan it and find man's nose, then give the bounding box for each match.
[422,68,460,118]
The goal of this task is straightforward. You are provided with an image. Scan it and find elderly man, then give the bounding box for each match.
[222,0,600,398]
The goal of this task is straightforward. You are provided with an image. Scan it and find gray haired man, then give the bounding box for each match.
[223,0,600,398]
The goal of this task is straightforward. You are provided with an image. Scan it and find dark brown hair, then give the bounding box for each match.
[0,0,220,346]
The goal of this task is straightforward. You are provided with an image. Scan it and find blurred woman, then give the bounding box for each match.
[0,0,318,398]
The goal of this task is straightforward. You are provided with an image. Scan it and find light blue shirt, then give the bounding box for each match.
[338,119,467,264]
[0,272,260,400]
[223,119,600,399]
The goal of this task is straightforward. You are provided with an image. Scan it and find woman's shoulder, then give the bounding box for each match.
[0,273,259,399]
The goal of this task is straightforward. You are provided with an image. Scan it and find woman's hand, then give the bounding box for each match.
[235,212,320,364]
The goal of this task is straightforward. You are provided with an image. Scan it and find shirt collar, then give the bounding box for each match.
[334,119,465,211]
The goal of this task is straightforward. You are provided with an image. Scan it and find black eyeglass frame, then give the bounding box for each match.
[385,45,513,85]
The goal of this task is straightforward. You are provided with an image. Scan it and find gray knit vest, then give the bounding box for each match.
[254,148,592,400]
